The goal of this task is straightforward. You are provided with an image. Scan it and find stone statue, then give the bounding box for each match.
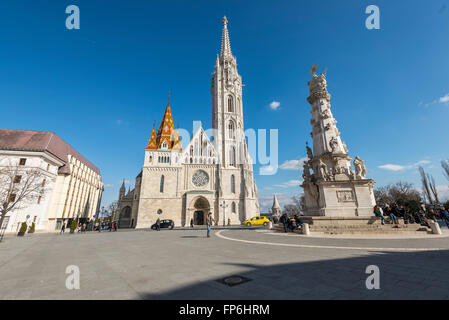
[318,159,328,181]
[302,161,312,182]
[342,141,349,153]
[353,156,367,179]
[306,143,313,160]
[329,137,339,153]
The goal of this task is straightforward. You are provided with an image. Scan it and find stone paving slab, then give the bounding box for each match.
[1,229,449,299]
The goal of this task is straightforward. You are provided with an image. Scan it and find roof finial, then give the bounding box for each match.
[168,91,171,105]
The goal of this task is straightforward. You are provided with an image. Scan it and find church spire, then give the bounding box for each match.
[220,16,232,58]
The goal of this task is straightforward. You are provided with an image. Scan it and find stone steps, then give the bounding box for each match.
[272,222,431,235]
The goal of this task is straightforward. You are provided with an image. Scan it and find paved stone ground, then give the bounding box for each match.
[1,226,449,300]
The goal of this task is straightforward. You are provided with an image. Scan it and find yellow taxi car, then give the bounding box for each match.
[243,216,270,227]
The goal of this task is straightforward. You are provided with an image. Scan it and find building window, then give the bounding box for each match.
[160,175,165,193]
[37,196,42,204]
[8,194,16,203]
[42,179,46,187]
[231,175,235,193]
[228,121,235,139]
[157,209,163,215]
[229,147,236,166]
[46,164,50,171]
[19,158,26,166]
[232,202,236,213]
[13,175,22,184]
[228,96,234,112]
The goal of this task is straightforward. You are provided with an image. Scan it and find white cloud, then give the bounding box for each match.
[378,160,431,172]
[269,101,281,110]
[259,165,278,175]
[439,94,449,103]
[273,179,302,189]
[279,158,308,170]
[421,93,449,107]
[104,184,114,189]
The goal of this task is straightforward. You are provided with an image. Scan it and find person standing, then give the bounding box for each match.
[440,207,449,229]
[190,218,194,228]
[206,213,214,238]
[280,213,288,233]
[114,222,118,232]
[60,222,66,235]
[156,218,161,231]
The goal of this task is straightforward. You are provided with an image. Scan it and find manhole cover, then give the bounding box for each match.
[215,275,252,287]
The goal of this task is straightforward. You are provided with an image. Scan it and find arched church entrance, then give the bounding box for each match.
[118,206,131,228]
[192,197,210,226]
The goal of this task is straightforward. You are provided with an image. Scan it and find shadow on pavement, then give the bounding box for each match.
[142,249,449,300]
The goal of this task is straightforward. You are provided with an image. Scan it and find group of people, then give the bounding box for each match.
[59,220,118,234]
[373,203,449,229]
[279,213,302,233]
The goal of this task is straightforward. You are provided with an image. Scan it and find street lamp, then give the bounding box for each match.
[220,200,228,227]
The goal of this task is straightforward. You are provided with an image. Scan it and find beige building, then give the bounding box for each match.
[117,17,260,228]
[0,129,104,232]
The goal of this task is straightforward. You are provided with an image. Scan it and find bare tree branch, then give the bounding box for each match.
[0,157,51,230]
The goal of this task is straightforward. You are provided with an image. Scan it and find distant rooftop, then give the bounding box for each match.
[0,129,101,176]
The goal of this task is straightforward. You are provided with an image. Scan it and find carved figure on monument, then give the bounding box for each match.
[353,156,367,179]
[318,159,328,181]
[329,137,339,153]
[306,143,313,160]
[302,161,312,182]
[342,141,349,153]
[321,109,331,119]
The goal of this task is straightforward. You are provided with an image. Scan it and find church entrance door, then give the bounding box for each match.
[192,197,210,226]
[194,211,204,225]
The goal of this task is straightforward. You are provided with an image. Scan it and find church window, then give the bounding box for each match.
[228,121,235,139]
[229,147,236,166]
[160,175,165,193]
[232,202,236,213]
[231,175,235,193]
[228,96,234,112]
[190,146,194,156]
[162,141,168,149]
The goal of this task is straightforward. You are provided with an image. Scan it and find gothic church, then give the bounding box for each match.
[117,17,260,228]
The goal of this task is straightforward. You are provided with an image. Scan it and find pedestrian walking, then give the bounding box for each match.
[156,218,161,231]
[60,223,66,235]
[206,213,214,238]
[190,218,194,228]
[114,222,118,232]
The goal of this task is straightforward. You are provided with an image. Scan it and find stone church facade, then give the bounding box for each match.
[117,17,260,228]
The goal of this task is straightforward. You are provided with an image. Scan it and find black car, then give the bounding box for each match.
[151,219,174,230]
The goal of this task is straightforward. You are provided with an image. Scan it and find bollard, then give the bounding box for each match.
[302,223,310,235]
[430,221,442,235]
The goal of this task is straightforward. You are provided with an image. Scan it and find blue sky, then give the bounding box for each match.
[1,0,449,211]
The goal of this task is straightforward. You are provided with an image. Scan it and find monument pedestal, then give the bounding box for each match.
[303,179,376,217]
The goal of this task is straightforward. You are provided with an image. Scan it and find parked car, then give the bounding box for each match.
[151,219,175,230]
[243,216,270,227]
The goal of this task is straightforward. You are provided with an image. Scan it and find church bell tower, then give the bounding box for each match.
[211,16,248,167]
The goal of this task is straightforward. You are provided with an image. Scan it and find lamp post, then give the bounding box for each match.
[220,200,228,227]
